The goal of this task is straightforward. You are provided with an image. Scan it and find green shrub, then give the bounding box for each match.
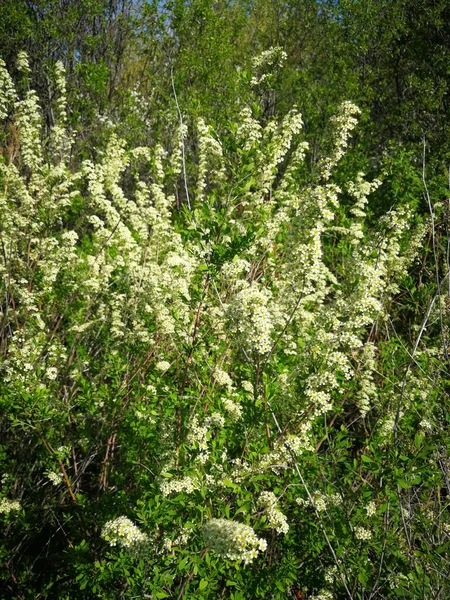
[1,51,449,600]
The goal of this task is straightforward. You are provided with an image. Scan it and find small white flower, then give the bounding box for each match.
[45,367,58,380]
[205,412,225,428]
[419,419,432,432]
[241,380,254,394]
[46,470,64,486]
[202,518,267,564]
[222,398,242,421]
[214,368,233,389]
[160,475,198,497]
[312,491,328,513]
[310,591,333,600]
[156,360,171,372]
[366,501,377,517]
[258,491,289,534]
[355,526,372,540]
[0,498,21,515]
[102,516,147,548]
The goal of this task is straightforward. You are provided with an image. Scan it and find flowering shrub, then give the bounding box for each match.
[0,51,449,600]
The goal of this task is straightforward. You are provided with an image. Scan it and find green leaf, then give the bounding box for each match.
[397,479,411,489]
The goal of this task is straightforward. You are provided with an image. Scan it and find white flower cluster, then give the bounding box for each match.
[15,87,43,171]
[0,498,21,515]
[303,348,354,415]
[156,360,171,372]
[17,50,31,74]
[250,46,287,87]
[222,398,243,421]
[419,419,432,432]
[205,412,225,428]
[170,123,188,178]
[379,413,396,443]
[259,108,304,196]
[349,173,381,213]
[221,258,250,282]
[162,526,192,553]
[258,491,289,534]
[214,368,234,390]
[135,408,156,423]
[236,107,262,151]
[187,416,209,454]
[0,58,17,119]
[258,429,313,475]
[319,101,361,181]
[296,491,342,513]
[226,457,254,483]
[282,432,313,456]
[388,572,410,591]
[196,118,225,200]
[51,61,73,158]
[355,526,372,540]
[46,471,64,486]
[311,491,328,513]
[241,380,254,394]
[45,367,58,380]
[303,183,341,222]
[354,343,378,417]
[101,516,147,548]
[252,46,287,71]
[366,501,377,517]
[186,411,225,463]
[228,283,274,354]
[202,518,267,564]
[160,475,198,497]
[310,590,333,600]
[325,565,338,584]
[306,389,333,416]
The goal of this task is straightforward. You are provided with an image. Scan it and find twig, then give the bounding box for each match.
[171,66,190,210]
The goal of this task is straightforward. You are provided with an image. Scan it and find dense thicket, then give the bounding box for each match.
[1,2,449,599]
[2,0,449,163]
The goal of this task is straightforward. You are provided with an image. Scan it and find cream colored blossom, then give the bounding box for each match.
[241,380,254,394]
[160,475,198,497]
[228,283,274,354]
[222,398,243,421]
[214,369,233,390]
[366,502,377,517]
[102,516,147,548]
[46,471,64,486]
[258,491,289,534]
[156,360,171,372]
[202,518,267,564]
[355,526,372,540]
[0,498,21,515]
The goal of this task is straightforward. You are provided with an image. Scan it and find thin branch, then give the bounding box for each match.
[171,66,191,210]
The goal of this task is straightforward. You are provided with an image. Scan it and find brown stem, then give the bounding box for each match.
[176,549,207,600]
[40,436,77,504]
